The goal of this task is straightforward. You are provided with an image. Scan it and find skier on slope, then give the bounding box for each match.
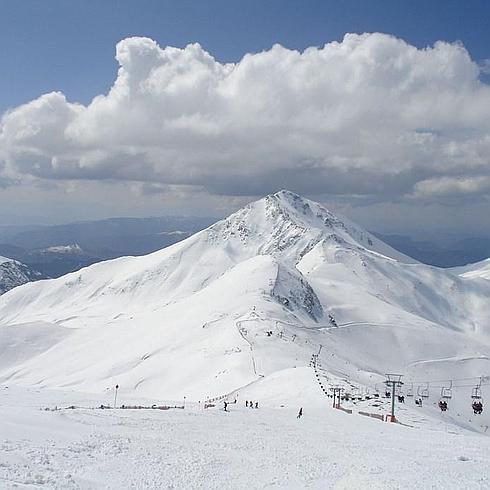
[297,407,303,418]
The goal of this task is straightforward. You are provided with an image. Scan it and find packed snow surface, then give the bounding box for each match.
[1,190,490,459]
[1,378,490,489]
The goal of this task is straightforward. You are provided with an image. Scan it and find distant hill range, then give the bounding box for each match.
[0,216,214,278]
[0,215,489,284]
[374,233,490,268]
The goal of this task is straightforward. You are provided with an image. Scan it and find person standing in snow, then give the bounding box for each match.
[224,401,228,412]
[297,407,303,418]
[245,400,249,407]
[255,402,259,409]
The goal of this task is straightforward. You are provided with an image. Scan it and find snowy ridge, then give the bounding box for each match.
[0,190,490,435]
[451,258,490,281]
[206,190,416,265]
[0,256,43,295]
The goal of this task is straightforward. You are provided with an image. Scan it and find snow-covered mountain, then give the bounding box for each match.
[1,191,489,432]
[38,243,84,255]
[0,256,43,295]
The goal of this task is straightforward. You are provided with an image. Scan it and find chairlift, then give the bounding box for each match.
[441,381,452,400]
[417,382,429,399]
[406,383,414,397]
[436,381,452,411]
[471,377,484,415]
[471,377,482,399]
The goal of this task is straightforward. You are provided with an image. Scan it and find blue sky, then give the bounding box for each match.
[2,0,490,113]
[1,1,490,234]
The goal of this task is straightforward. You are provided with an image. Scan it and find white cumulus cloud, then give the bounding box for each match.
[1,32,490,202]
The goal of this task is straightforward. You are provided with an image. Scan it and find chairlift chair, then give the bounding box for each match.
[417,383,429,399]
[472,386,482,400]
[471,377,484,414]
[441,381,452,400]
[406,383,414,397]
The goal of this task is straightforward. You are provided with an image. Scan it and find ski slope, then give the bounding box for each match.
[0,190,489,436]
[1,381,490,489]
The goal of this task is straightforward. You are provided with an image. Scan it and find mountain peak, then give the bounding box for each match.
[206,190,415,265]
[272,189,301,201]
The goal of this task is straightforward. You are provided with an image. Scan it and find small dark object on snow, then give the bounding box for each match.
[297,407,303,418]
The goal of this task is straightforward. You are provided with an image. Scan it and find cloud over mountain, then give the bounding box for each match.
[1,33,490,202]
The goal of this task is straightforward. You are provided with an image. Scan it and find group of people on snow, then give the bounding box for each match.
[223,400,304,418]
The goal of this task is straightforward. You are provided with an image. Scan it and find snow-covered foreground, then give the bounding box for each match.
[1,382,489,490]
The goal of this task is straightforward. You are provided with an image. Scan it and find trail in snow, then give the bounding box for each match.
[235,319,259,376]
